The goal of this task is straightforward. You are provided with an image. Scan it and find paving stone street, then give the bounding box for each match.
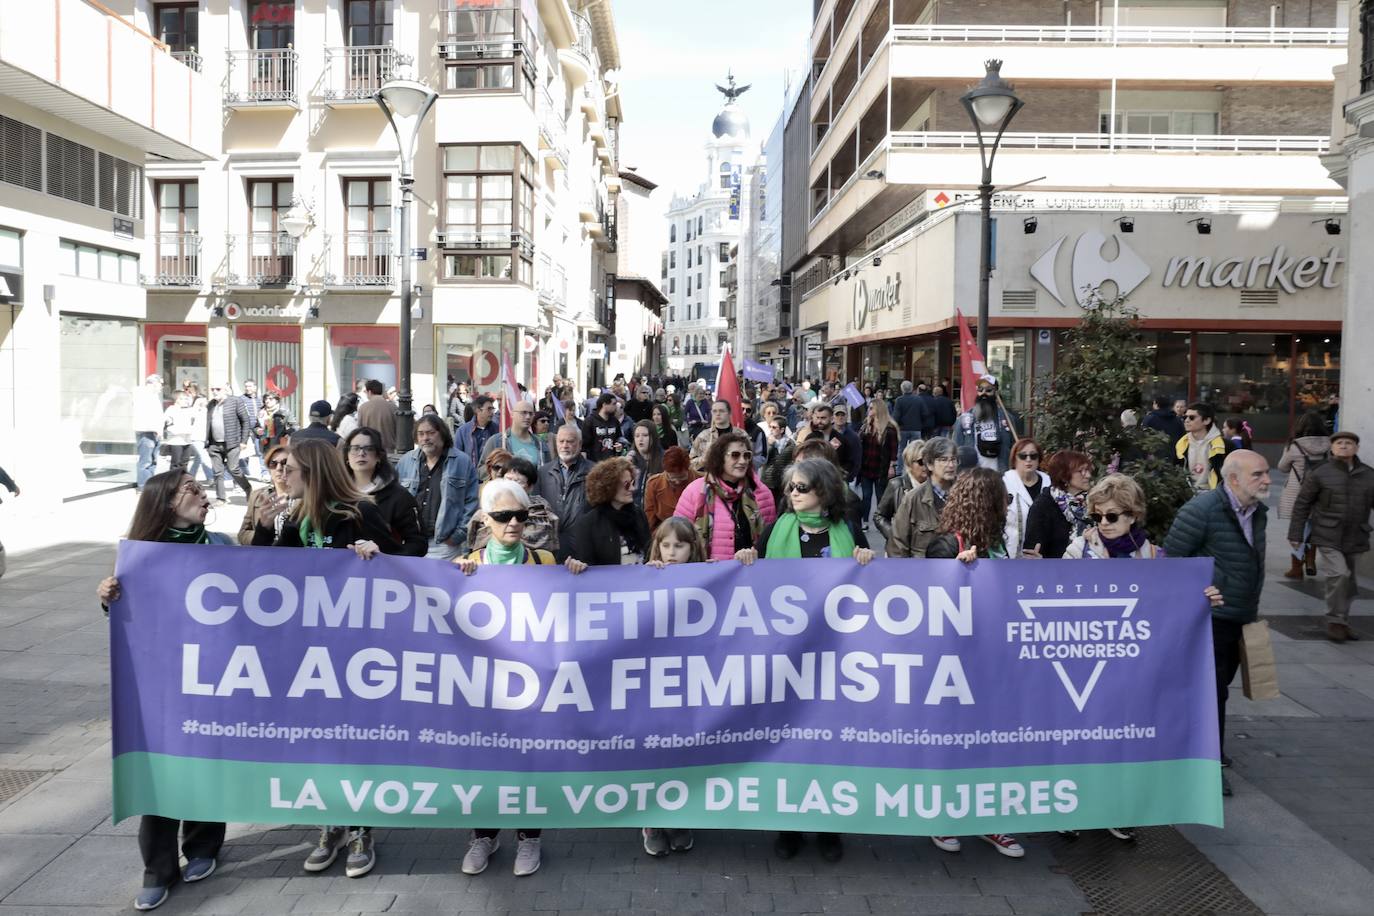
[1,478,1372,916]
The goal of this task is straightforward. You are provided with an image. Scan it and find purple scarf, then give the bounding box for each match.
[1099,526,1159,558]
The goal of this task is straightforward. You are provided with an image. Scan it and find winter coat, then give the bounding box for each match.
[289,422,340,448]
[252,500,400,552]
[1003,469,1050,556]
[859,425,899,482]
[1163,486,1267,623]
[759,435,796,496]
[887,479,945,558]
[366,477,428,557]
[1023,489,1075,559]
[396,447,480,548]
[1064,528,1161,560]
[1288,457,1374,553]
[205,396,253,447]
[891,393,929,433]
[1176,427,1226,491]
[356,396,396,453]
[468,495,560,553]
[566,503,652,566]
[672,472,777,561]
[689,425,746,472]
[1141,408,1185,453]
[535,457,595,557]
[1277,436,1332,519]
[874,472,919,543]
[644,469,699,534]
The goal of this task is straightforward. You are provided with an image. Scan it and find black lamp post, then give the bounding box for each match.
[375,75,438,455]
[961,60,1023,354]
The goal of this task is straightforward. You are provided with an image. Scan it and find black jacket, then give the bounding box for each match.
[370,478,427,557]
[566,503,650,566]
[206,396,253,447]
[1023,490,1073,559]
[535,457,595,557]
[1289,457,1374,553]
[931,395,958,429]
[290,422,341,447]
[252,500,400,552]
[891,394,929,433]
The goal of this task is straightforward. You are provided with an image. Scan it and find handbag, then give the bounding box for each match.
[1239,620,1280,701]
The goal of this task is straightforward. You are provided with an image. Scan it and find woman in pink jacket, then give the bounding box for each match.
[672,432,776,562]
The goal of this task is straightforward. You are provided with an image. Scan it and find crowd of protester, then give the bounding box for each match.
[101,369,1369,911]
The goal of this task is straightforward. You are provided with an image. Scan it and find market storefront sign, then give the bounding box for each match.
[852,273,903,331]
[1162,247,1343,294]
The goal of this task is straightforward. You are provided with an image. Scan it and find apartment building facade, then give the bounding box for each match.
[662,79,755,377]
[126,0,622,424]
[794,0,1348,442]
[0,0,215,502]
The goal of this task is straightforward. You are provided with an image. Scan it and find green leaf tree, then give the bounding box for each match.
[1028,289,1194,542]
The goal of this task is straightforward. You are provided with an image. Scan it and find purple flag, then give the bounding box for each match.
[841,383,866,408]
[742,358,774,384]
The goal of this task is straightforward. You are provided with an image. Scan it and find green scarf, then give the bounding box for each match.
[765,511,856,559]
[297,515,328,549]
[164,524,209,544]
[484,539,526,565]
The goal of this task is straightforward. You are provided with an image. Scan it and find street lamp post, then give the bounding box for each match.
[375,75,438,456]
[961,60,1023,354]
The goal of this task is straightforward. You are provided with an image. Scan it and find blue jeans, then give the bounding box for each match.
[898,430,922,460]
[858,477,887,525]
[135,432,160,490]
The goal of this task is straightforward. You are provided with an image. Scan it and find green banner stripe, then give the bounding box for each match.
[113,753,1222,834]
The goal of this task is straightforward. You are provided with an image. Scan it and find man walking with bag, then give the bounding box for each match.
[1164,450,1271,797]
[1288,431,1374,643]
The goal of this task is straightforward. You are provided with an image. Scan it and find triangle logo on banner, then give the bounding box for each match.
[1015,598,1139,712]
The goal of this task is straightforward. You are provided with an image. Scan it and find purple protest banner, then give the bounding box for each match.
[110,544,1222,834]
[841,383,866,408]
[742,358,774,384]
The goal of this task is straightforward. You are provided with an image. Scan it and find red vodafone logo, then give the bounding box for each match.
[251,2,294,24]
[265,364,297,398]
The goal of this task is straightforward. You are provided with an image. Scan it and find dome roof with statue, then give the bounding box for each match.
[712,72,751,139]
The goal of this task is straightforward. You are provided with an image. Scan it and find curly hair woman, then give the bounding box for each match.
[567,457,652,566]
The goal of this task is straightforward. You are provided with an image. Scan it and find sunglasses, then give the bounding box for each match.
[726,450,753,461]
[267,459,289,471]
[1185,414,1201,421]
[347,445,376,455]
[785,481,813,494]
[1017,451,1040,461]
[488,509,530,524]
[1090,512,1129,525]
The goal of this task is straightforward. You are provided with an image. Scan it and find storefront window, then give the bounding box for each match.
[144,323,208,402]
[330,326,398,400]
[910,345,938,387]
[1196,333,1291,442]
[435,325,517,407]
[1140,331,1191,404]
[233,325,302,418]
[860,343,908,391]
[59,315,139,491]
[985,332,1029,412]
[1293,333,1341,419]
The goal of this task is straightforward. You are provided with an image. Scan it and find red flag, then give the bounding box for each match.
[715,346,744,428]
[498,351,522,430]
[955,310,989,412]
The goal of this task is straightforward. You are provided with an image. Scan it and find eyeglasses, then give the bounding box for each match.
[347,445,376,455]
[726,450,753,461]
[785,481,813,494]
[1016,451,1041,461]
[267,459,289,471]
[488,509,530,524]
[176,482,204,497]
[1185,414,1201,421]
[1089,512,1129,525]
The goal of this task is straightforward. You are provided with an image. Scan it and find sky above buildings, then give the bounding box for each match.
[614,0,811,218]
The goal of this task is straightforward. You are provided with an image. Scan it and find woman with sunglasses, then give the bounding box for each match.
[754,457,872,864]
[875,439,927,547]
[672,432,777,562]
[759,409,796,505]
[96,470,232,911]
[238,443,294,544]
[342,426,426,557]
[1022,450,1094,560]
[1060,474,1223,842]
[1003,437,1049,556]
[454,479,585,877]
[922,468,1027,859]
[567,457,652,566]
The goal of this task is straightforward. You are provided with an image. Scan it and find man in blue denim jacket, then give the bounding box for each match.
[397,413,479,560]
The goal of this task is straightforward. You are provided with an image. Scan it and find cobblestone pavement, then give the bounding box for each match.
[0,481,1371,915]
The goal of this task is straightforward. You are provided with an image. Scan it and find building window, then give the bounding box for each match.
[440,144,535,283]
[1363,1,1374,91]
[686,249,692,268]
[343,177,392,283]
[697,215,703,234]
[719,162,732,189]
[248,0,294,49]
[669,277,675,294]
[59,240,139,284]
[719,242,730,261]
[686,276,692,295]
[719,270,727,287]
[155,180,198,282]
[346,0,393,45]
[697,243,703,261]
[0,114,42,193]
[247,178,295,285]
[670,250,677,268]
[441,4,536,106]
[686,220,692,242]
[155,2,198,53]
[669,224,676,243]
[668,306,674,322]
[697,272,702,289]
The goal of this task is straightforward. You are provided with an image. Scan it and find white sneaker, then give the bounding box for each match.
[461,835,499,875]
[513,835,541,876]
[931,836,961,853]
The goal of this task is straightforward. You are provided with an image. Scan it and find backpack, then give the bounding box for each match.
[1291,441,1330,483]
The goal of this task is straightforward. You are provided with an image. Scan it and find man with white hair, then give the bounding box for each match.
[132,374,166,491]
[1164,449,1271,797]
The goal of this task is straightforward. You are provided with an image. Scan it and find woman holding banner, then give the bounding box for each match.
[567,457,652,566]
[454,479,587,876]
[673,432,776,562]
[96,470,232,911]
[1023,450,1094,559]
[753,457,873,863]
[925,468,1027,859]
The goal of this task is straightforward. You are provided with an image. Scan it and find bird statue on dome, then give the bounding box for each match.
[716,70,751,103]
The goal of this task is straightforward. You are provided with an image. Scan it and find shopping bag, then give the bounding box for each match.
[1240,620,1280,700]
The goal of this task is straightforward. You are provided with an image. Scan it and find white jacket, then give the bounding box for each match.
[1002,469,1049,555]
[132,384,166,432]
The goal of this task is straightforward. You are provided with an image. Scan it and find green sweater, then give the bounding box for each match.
[1163,486,1267,623]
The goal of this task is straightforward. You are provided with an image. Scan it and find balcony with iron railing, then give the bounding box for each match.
[144,233,202,288]
[226,233,298,287]
[324,232,396,287]
[171,49,202,72]
[538,84,570,169]
[322,46,401,104]
[225,48,299,108]
[439,3,534,62]
[558,12,596,86]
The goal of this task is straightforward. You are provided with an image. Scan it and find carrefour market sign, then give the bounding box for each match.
[1162,247,1343,293]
